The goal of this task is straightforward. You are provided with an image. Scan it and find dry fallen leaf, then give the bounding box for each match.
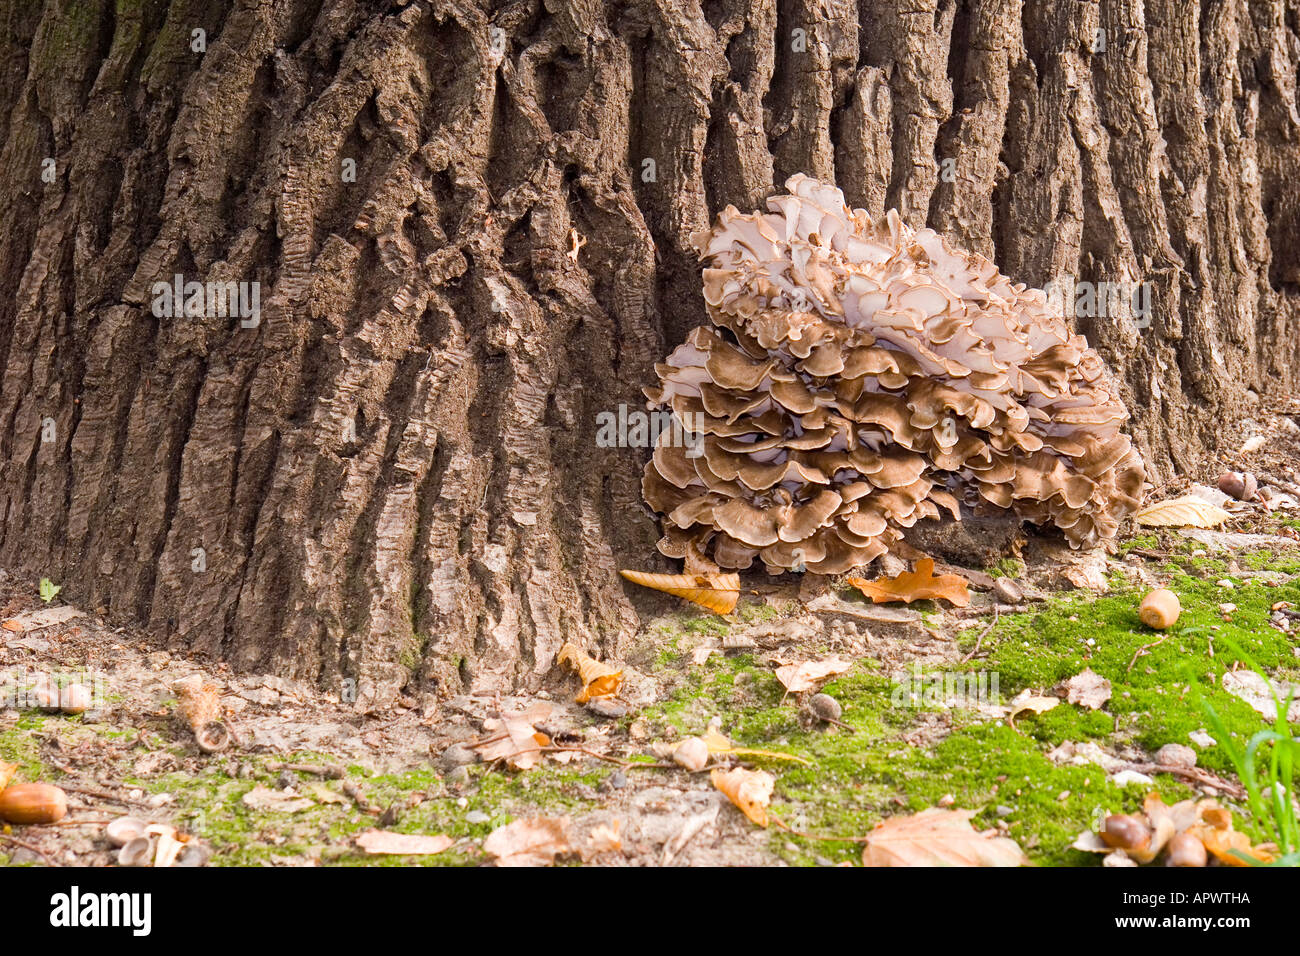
[241,784,314,813]
[0,606,84,632]
[556,642,623,703]
[1190,824,1274,866]
[848,558,971,607]
[619,570,740,615]
[1004,690,1060,728]
[1185,799,1273,866]
[702,728,811,764]
[583,819,623,858]
[483,816,573,867]
[1061,668,1112,710]
[1135,496,1232,528]
[306,783,348,805]
[471,701,553,771]
[862,808,1029,867]
[356,830,454,856]
[0,761,17,790]
[711,767,775,827]
[774,655,852,694]
[1126,792,1175,863]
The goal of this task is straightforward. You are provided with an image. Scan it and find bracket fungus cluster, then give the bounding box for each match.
[642,176,1145,575]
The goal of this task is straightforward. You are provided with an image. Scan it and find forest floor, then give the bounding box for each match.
[4,407,1300,867]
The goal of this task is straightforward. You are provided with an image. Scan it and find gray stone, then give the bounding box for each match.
[1154,743,1197,769]
[586,698,628,719]
[438,742,478,772]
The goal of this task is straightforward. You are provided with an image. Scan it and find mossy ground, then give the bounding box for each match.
[3,532,1298,866]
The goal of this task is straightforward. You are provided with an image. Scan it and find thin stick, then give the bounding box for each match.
[961,604,999,663]
[268,762,345,779]
[1127,634,1168,673]
[57,783,153,806]
[0,834,61,866]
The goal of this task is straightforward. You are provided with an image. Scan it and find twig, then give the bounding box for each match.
[0,834,61,866]
[56,783,152,807]
[540,745,633,767]
[1126,635,1169,673]
[267,762,345,779]
[960,604,999,663]
[1119,761,1246,799]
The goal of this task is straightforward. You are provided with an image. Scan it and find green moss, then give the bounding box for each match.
[0,714,48,780]
[986,556,1026,578]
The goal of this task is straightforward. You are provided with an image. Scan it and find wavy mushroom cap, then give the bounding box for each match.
[644,175,1146,574]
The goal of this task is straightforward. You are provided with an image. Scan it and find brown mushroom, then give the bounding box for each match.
[642,177,1146,574]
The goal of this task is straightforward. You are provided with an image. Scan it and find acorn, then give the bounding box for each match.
[1165,831,1208,867]
[1099,813,1152,852]
[672,737,710,772]
[809,693,843,722]
[0,782,69,824]
[1139,589,1181,630]
[59,684,91,715]
[1217,471,1257,501]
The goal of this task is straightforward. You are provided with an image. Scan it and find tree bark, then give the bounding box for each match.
[1,0,1297,703]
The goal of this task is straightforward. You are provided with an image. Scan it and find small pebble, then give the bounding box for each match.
[586,698,628,719]
[606,771,627,791]
[993,577,1024,604]
[995,805,1014,818]
[1155,743,1197,769]
[438,743,478,772]
[937,793,955,807]
[446,766,471,785]
[808,693,842,722]
[465,810,490,824]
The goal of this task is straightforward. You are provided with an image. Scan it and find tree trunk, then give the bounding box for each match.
[1,0,1297,704]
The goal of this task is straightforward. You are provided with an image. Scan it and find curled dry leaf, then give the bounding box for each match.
[0,761,17,791]
[774,655,852,693]
[862,808,1029,867]
[241,784,314,814]
[470,701,553,771]
[1061,668,1112,710]
[483,816,573,867]
[356,830,454,856]
[710,766,775,827]
[702,728,811,764]
[619,570,740,615]
[1005,690,1059,722]
[584,819,623,858]
[1135,496,1232,528]
[556,642,623,703]
[1185,798,1273,866]
[848,558,970,607]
